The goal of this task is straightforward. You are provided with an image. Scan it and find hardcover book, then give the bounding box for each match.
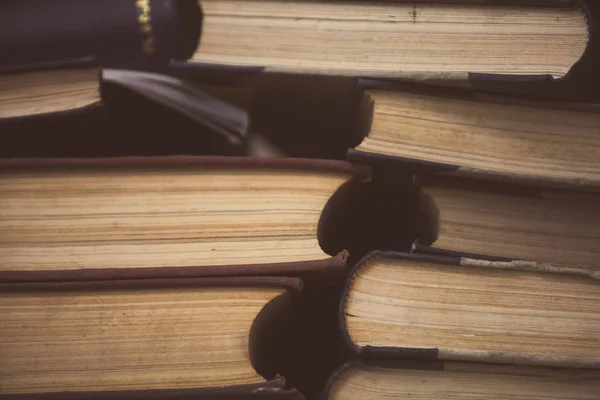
[348,80,600,188]
[0,276,305,398]
[415,175,600,266]
[193,0,600,99]
[0,0,201,70]
[340,252,600,368]
[0,156,370,282]
[0,0,220,125]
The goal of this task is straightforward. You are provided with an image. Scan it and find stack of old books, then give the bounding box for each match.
[1,1,599,399]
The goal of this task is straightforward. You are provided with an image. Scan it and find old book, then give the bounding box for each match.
[323,360,600,400]
[340,252,600,369]
[0,156,369,282]
[348,81,600,188]
[0,0,226,126]
[415,175,600,267]
[0,0,201,69]
[0,276,304,398]
[193,0,599,99]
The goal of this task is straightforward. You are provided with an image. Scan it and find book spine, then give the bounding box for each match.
[0,0,201,71]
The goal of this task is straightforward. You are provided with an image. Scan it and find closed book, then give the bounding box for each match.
[0,276,305,398]
[414,175,600,267]
[0,0,201,118]
[0,0,241,134]
[348,80,600,189]
[192,0,600,100]
[0,0,201,70]
[339,251,600,368]
[0,156,370,282]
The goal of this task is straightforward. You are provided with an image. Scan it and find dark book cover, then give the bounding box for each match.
[0,0,201,70]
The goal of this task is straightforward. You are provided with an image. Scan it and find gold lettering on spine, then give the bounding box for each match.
[136,0,155,54]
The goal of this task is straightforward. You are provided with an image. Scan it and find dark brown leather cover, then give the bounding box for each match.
[0,0,201,71]
[0,275,302,293]
[0,156,370,282]
[0,253,349,283]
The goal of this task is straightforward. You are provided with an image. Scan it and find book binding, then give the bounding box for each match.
[0,0,202,71]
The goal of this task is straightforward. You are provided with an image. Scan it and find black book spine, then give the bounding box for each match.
[0,0,201,71]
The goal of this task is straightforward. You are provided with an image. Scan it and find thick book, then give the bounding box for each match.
[414,175,600,267]
[0,276,305,398]
[192,0,600,99]
[0,0,241,132]
[339,252,600,369]
[322,360,600,400]
[348,80,600,188]
[0,0,201,70]
[0,0,202,117]
[0,156,370,282]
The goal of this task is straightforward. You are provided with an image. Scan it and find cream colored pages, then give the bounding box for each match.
[0,68,99,118]
[356,90,600,185]
[345,256,600,368]
[0,286,284,394]
[195,0,588,78]
[0,167,350,271]
[422,185,600,266]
